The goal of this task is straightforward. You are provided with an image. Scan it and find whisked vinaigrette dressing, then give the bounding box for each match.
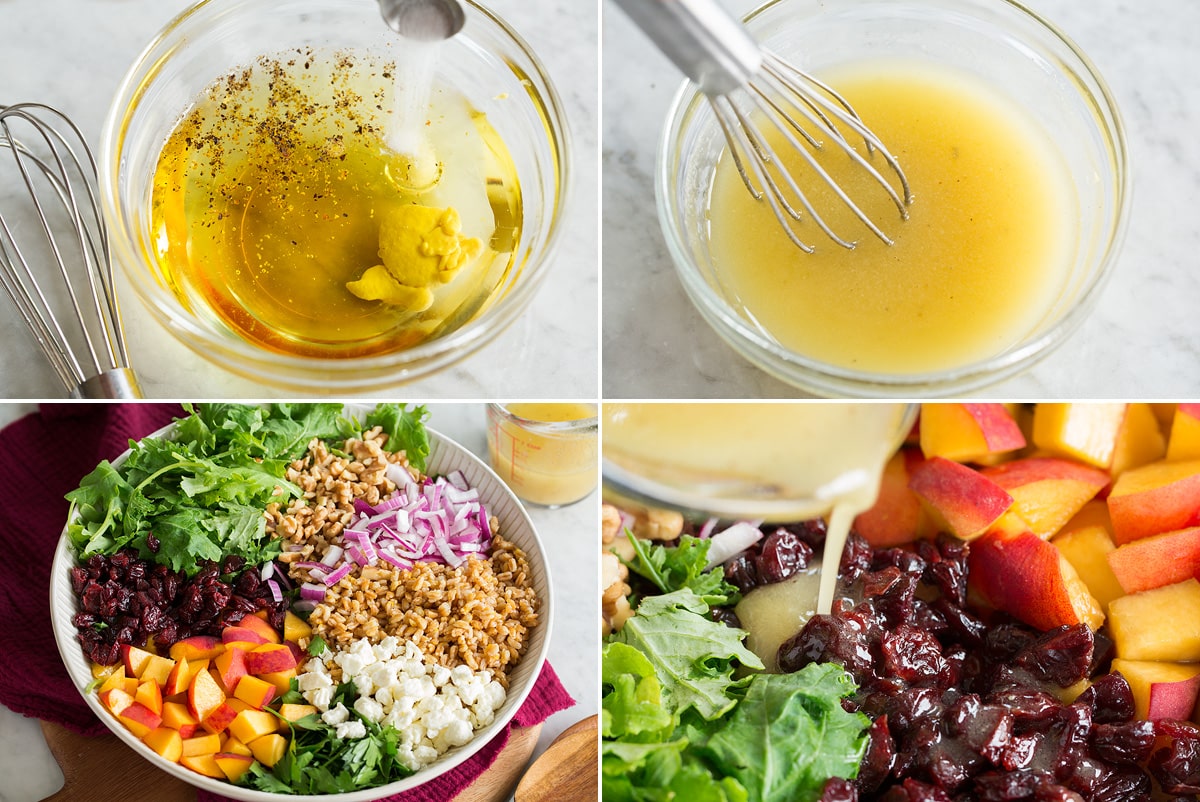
[708,60,1076,374]
[150,50,520,358]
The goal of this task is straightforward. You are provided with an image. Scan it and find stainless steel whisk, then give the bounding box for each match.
[614,0,914,252]
[0,103,141,398]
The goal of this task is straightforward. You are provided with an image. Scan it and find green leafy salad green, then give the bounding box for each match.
[603,536,870,802]
[243,679,414,794]
[67,403,429,576]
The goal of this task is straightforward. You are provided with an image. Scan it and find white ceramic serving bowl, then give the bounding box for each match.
[50,417,552,801]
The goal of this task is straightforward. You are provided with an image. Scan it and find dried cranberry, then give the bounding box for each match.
[820,777,859,802]
[724,553,759,592]
[1150,735,1200,795]
[1015,626,1094,688]
[857,716,896,794]
[1090,720,1155,765]
[778,613,874,676]
[709,607,741,629]
[1077,673,1135,724]
[987,689,1062,729]
[973,769,1052,801]
[756,529,812,585]
[840,532,873,583]
[883,625,948,686]
[1090,766,1152,802]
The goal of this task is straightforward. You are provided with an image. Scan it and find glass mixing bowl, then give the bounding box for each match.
[101,0,569,393]
[657,0,1129,398]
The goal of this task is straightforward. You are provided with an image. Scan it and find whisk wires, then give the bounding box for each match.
[711,53,914,253]
[0,103,137,396]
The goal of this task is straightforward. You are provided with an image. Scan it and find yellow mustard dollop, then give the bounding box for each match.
[346,204,482,311]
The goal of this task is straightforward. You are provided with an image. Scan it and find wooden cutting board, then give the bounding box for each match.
[40,719,541,802]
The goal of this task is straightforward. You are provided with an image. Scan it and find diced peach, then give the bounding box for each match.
[284,640,305,667]
[187,663,226,723]
[100,687,136,717]
[981,457,1110,540]
[1111,403,1167,477]
[245,643,296,675]
[1107,526,1200,595]
[225,698,253,714]
[1108,459,1200,544]
[222,735,253,757]
[143,726,184,763]
[229,709,278,744]
[1033,403,1127,469]
[201,702,239,735]
[284,610,313,643]
[234,675,277,709]
[1168,404,1200,462]
[122,644,155,678]
[258,668,297,696]
[169,635,225,662]
[238,613,281,644]
[1052,525,1125,612]
[919,403,1026,463]
[161,701,200,739]
[140,654,176,689]
[135,679,163,717]
[968,513,1104,631]
[117,701,163,738]
[1151,404,1178,431]
[91,661,119,680]
[214,751,256,782]
[181,732,222,757]
[98,665,128,695]
[854,448,929,547]
[1110,659,1200,721]
[221,626,268,647]
[277,703,319,731]
[909,456,1013,540]
[163,657,191,698]
[248,733,287,768]
[180,753,225,778]
[1109,578,1200,661]
[1059,499,1113,538]
[214,646,248,694]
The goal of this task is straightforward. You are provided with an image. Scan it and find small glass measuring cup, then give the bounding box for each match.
[486,403,598,507]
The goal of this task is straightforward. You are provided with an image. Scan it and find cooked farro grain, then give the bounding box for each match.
[270,431,540,687]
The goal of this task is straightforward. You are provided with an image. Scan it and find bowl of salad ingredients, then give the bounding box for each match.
[51,403,550,800]
[602,402,1200,801]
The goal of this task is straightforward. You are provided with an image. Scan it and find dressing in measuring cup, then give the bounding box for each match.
[486,403,598,507]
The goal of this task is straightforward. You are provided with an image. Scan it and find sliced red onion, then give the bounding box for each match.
[294,561,331,574]
[707,522,765,570]
[353,498,375,516]
[445,470,470,491]
[260,561,276,581]
[267,579,283,603]
[323,563,354,586]
[444,486,478,504]
[378,550,413,571]
[320,545,344,567]
[698,518,718,540]
[300,582,327,602]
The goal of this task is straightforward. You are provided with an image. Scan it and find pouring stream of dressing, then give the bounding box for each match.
[602,403,913,615]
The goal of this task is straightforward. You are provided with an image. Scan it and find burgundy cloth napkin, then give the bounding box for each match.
[0,403,576,801]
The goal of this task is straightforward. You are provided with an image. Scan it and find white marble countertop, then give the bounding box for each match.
[0,0,597,400]
[0,402,598,802]
[602,0,1200,398]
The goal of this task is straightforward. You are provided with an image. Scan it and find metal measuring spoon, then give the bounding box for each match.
[377,0,465,41]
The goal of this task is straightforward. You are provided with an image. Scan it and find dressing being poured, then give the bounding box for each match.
[602,403,912,617]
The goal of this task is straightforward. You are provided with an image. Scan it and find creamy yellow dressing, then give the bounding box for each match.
[735,565,822,671]
[602,403,909,613]
[707,60,1075,374]
[487,403,598,508]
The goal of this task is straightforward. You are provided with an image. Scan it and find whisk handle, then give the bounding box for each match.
[70,369,144,399]
[611,0,762,95]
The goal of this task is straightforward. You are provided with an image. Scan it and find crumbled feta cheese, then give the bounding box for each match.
[336,720,367,740]
[296,636,508,771]
[322,703,350,726]
[354,696,385,723]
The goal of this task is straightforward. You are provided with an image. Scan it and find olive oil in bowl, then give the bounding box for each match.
[150,49,521,359]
